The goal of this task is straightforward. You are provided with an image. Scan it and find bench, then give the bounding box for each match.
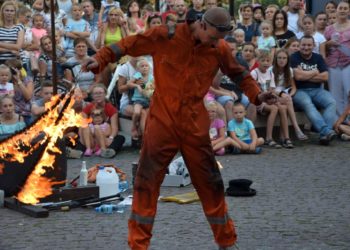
[119,112,311,137]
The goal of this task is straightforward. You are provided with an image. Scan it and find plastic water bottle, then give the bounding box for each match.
[79,161,88,186]
[119,180,129,192]
[95,204,125,214]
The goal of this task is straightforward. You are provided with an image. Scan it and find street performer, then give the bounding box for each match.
[84,7,275,250]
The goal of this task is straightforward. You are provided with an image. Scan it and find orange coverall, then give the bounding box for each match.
[92,23,261,249]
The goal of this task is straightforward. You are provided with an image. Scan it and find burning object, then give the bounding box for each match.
[0,90,90,204]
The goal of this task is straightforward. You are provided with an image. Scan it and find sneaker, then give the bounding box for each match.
[341,133,350,141]
[101,148,116,158]
[66,147,83,159]
[319,130,337,145]
[84,148,93,157]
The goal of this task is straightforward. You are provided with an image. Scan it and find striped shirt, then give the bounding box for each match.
[0,24,24,63]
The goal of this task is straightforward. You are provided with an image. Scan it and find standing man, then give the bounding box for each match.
[82,0,99,55]
[286,0,305,34]
[291,36,338,145]
[84,7,272,250]
[174,0,187,23]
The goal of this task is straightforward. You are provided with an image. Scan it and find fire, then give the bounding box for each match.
[0,91,91,204]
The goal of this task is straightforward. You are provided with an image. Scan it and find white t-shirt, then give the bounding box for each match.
[250,68,276,92]
[287,12,300,34]
[116,62,137,112]
[296,31,326,54]
[0,82,14,97]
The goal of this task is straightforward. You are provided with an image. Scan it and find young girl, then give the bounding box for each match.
[206,101,240,155]
[43,0,67,31]
[251,50,293,148]
[127,58,154,143]
[284,37,300,55]
[228,102,264,154]
[83,108,113,156]
[0,65,14,98]
[257,20,277,59]
[0,95,26,140]
[272,49,308,140]
[297,15,326,54]
[31,13,48,58]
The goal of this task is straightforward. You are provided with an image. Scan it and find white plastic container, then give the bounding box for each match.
[96,166,120,198]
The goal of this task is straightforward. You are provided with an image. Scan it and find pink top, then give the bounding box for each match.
[209,118,225,141]
[32,27,47,57]
[324,25,350,68]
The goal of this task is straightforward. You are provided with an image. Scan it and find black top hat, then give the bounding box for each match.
[226,179,256,197]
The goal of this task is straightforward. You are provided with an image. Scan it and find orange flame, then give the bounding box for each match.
[0,92,90,204]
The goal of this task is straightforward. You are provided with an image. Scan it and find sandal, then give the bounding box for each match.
[295,130,308,141]
[264,139,282,149]
[281,138,294,149]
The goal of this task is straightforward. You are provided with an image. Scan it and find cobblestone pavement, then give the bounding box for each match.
[1,135,350,250]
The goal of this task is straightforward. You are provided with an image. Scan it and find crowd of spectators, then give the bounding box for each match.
[0,0,349,159]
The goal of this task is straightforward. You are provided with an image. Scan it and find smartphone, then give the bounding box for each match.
[10,67,17,76]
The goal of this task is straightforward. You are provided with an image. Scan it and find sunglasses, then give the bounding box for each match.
[203,16,233,33]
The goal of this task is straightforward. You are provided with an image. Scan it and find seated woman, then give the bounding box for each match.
[64,38,96,100]
[0,95,26,140]
[79,84,125,157]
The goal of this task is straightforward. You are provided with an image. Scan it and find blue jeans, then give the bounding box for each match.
[292,88,338,137]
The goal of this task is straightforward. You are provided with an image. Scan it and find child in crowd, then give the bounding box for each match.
[127,58,154,143]
[99,0,120,24]
[327,10,337,26]
[165,13,177,26]
[82,108,113,156]
[257,20,276,59]
[272,49,308,141]
[64,3,91,58]
[284,37,300,55]
[31,13,48,58]
[187,0,205,21]
[251,50,293,148]
[31,80,54,119]
[206,101,240,155]
[253,5,264,25]
[334,92,350,141]
[228,102,264,154]
[233,28,245,54]
[0,65,14,98]
[0,95,26,140]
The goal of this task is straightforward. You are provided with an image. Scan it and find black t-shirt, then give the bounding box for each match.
[275,30,296,48]
[185,8,205,23]
[290,52,328,89]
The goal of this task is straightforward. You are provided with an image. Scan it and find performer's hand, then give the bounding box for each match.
[258,91,278,105]
[82,57,99,72]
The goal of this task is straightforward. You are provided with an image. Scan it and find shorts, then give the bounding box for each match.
[240,94,250,108]
[132,100,149,109]
[216,95,235,106]
[242,139,252,144]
